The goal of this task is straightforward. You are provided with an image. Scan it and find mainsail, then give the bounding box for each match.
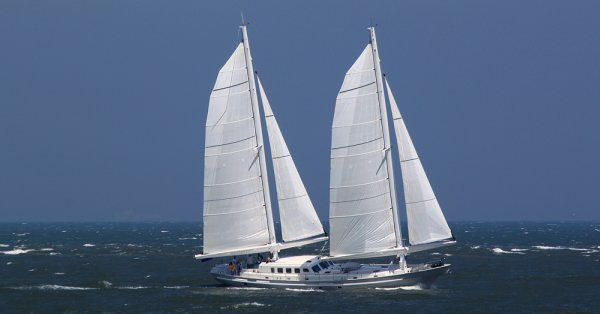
[198,25,326,260]
[258,77,325,242]
[203,34,274,255]
[329,40,401,257]
[385,78,453,245]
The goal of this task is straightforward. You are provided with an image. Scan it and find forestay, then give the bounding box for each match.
[329,45,398,256]
[258,77,325,242]
[203,43,270,254]
[385,78,452,245]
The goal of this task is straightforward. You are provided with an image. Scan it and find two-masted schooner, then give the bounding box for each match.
[195,24,456,289]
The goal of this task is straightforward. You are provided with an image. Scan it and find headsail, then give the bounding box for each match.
[385,78,453,245]
[329,44,399,257]
[202,41,272,255]
[258,77,326,242]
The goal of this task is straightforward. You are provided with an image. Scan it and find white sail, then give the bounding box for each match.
[385,78,453,245]
[329,44,398,256]
[257,77,325,242]
[203,42,271,254]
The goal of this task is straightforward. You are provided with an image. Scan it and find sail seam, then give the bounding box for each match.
[330,207,390,219]
[400,157,419,163]
[405,197,437,205]
[212,80,249,91]
[206,116,254,127]
[278,193,308,201]
[330,191,389,204]
[204,145,258,157]
[330,178,387,189]
[204,175,260,187]
[204,204,264,217]
[336,91,378,100]
[210,90,249,98]
[331,137,383,152]
[272,154,291,160]
[205,135,256,148]
[339,81,376,94]
[331,146,386,159]
[204,188,263,202]
[332,118,382,128]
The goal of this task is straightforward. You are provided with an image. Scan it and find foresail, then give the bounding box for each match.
[329,45,397,256]
[385,78,452,245]
[257,77,325,242]
[203,43,270,254]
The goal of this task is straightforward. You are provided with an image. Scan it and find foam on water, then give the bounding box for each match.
[1,248,35,255]
[82,243,95,247]
[285,288,324,292]
[0,244,9,247]
[492,248,524,255]
[8,285,97,291]
[226,287,267,291]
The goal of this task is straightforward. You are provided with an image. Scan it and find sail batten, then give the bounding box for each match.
[258,77,326,243]
[385,78,453,246]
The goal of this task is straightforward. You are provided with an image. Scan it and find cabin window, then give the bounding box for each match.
[302,268,309,273]
[319,261,329,269]
[311,265,321,273]
[294,268,300,273]
[277,268,283,273]
[328,261,334,266]
[286,268,292,273]
[271,268,274,273]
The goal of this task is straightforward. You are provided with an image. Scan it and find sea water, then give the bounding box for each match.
[1,222,599,313]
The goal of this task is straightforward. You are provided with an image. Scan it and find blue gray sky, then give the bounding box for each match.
[1,1,599,222]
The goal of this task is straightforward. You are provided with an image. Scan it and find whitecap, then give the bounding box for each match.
[83,243,95,247]
[160,230,169,233]
[164,286,190,289]
[178,237,198,240]
[285,288,324,292]
[9,285,97,291]
[116,286,149,290]
[510,248,528,252]
[40,248,54,251]
[229,302,266,309]
[398,285,424,291]
[1,248,35,255]
[99,280,113,288]
[49,252,60,256]
[533,245,565,250]
[226,287,267,291]
[470,246,481,249]
[28,269,35,272]
[53,272,65,275]
[567,248,588,251]
[15,233,29,236]
[0,244,9,247]
[430,252,440,255]
[492,248,524,255]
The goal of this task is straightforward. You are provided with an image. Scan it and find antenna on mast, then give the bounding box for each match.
[241,11,246,26]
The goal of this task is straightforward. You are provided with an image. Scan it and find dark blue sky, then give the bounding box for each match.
[1,1,598,222]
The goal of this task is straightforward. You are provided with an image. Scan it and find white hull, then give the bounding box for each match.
[210,262,449,290]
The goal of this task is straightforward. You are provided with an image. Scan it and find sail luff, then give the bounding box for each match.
[385,77,453,246]
[257,77,326,242]
[241,25,277,246]
[369,27,404,248]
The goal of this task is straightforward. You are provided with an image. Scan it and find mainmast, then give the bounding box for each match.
[240,24,277,248]
[368,26,404,249]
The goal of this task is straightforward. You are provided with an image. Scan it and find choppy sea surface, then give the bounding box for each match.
[1,222,599,313]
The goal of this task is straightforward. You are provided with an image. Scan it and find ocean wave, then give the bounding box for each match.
[115,286,149,290]
[223,302,267,310]
[510,248,528,252]
[82,244,95,247]
[226,287,267,291]
[470,246,481,249]
[8,285,97,291]
[160,230,169,233]
[178,237,198,240]
[1,248,35,255]
[533,245,565,250]
[492,248,524,255]
[285,288,324,292]
[40,248,54,251]
[399,285,424,291]
[15,233,29,236]
[0,244,9,247]
[163,286,190,289]
[53,272,65,275]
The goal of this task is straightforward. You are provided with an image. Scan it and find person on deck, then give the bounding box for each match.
[247,254,254,268]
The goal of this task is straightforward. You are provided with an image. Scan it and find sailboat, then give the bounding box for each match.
[196,25,455,289]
